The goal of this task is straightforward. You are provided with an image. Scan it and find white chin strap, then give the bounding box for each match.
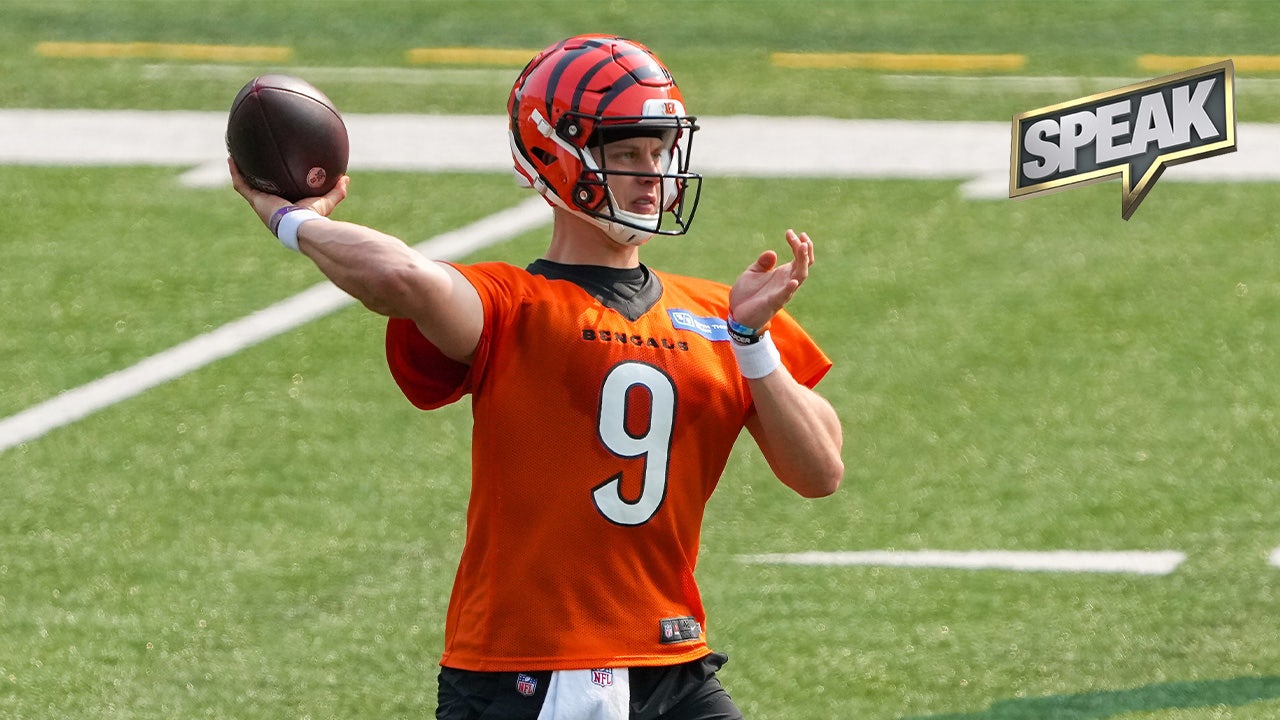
[607,224,655,247]
[601,202,660,246]
[579,201,658,247]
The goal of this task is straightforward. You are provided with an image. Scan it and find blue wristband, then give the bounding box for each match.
[726,314,762,345]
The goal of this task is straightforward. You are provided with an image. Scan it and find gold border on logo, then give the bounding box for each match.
[1009,59,1236,219]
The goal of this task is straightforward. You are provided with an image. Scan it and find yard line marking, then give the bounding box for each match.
[772,52,1025,72]
[740,550,1186,575]
[36,41,291,63]
[1139,54,1280,73]
[405,47,539,66]
[141,63,516,86]
[1270,548,1280,568]
[885,74,1145,94]
[883,73,1280,95]
[6,111,1280,192]
[0,198,550,453]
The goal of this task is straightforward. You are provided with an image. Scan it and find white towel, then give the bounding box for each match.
[536,668,630,720]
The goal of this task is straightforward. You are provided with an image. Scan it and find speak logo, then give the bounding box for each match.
[1010,60,1236,219]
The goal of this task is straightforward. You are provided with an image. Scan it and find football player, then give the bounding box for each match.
[230,33,843,720]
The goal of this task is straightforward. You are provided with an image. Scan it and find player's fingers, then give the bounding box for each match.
[227,157,287,227]
[310,175,350,216]
[784,229,811,269]
[785,228,801,251]
[228,157,275,204]
[792,230,814,262]
[334,174,351,200]
[227,157,248,193]
[787,235,811,285]
[750,249,779,273]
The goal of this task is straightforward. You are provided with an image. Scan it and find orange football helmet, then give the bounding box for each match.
[508,35,702,246]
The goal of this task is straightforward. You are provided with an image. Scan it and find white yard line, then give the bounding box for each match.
[740,550,1187,575]
[5,111,1278,186]
[0,197,550,452]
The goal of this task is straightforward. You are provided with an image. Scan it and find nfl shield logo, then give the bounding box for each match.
[516,673,538,697]
[591,668,614,688]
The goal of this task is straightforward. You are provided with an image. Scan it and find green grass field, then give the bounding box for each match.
[4,1,1280,718]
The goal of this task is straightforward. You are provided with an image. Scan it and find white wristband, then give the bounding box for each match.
[275,208,326,251]
[732,331,782,379]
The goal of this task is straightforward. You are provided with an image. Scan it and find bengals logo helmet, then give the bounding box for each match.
[508,35,702,246]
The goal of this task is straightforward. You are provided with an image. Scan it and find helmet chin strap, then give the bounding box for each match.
[555,190,656,246]
[603,204,659,247]
[601,221,654,247]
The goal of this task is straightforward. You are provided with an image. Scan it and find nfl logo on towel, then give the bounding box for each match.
[591,669,614,688]
[516,673,538,697]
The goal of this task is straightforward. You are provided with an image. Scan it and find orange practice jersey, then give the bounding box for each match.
[385,261,831,672]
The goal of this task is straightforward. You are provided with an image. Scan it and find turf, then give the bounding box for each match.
[3,1,1280,719]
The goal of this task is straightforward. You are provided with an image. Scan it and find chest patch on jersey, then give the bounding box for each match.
[668,309,730,342]
[659,616,704,644]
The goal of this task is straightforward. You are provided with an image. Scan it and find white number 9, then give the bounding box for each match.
[591,362,676,526]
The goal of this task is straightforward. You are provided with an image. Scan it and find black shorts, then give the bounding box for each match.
[436,653,744,720]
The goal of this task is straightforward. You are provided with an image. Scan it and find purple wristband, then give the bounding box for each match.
[269,205,302,236]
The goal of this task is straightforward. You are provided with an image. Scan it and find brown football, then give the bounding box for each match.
[226,74,349,201]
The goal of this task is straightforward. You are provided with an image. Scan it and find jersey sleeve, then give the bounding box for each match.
[383,261,516,410]
[769,308,833,390]
[385,317,472,410]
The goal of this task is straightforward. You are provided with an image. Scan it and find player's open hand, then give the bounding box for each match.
[228,157,350,230]
[728,229,815,330]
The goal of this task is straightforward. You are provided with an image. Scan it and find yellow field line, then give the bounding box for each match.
[52,44,1272,78]
[406,47,538,66]
[36,41,292,62]
[1139,54,1280,73]
[772,52,1026,72]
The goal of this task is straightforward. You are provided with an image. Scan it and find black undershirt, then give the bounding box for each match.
[527,258,664,322]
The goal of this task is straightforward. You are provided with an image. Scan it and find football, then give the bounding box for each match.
[226,74,349,201]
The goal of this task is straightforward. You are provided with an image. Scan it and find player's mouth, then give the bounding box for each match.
[630,195,659,214]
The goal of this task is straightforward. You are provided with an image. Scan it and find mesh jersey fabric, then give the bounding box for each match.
[385,261,832,672]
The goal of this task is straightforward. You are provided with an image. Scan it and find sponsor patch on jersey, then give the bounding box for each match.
[659,616,703,644]
[516,673,538,697]
[668,309,730,342]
